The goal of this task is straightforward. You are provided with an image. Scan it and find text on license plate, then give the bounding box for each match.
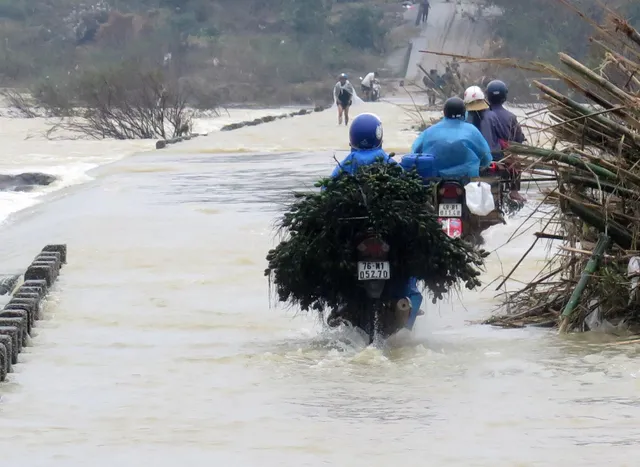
[357,261,390,280]
[438,203,462,217]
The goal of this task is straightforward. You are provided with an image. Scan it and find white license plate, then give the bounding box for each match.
[357,261,390,281]
[438,203,462,217]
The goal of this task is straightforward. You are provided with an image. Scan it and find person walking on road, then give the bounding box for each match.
[415,3,424,25]
[421,1,430,23]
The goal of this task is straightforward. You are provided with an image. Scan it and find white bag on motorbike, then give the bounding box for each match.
[464,181,495,216]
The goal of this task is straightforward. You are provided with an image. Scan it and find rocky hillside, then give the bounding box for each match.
[0,0,409,105]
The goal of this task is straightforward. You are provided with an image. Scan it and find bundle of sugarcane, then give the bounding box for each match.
[265,161,489,314]
[485,12,640,332]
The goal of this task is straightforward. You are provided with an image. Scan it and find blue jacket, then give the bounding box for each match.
[330,147,393,178]
[489,104,525,144]
[411,117,493,178]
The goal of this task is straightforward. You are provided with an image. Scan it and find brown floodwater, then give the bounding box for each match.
[0,102,638,467]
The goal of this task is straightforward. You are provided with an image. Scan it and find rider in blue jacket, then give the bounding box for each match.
[330,113,424,329]
[331,114,393,177]
[411,97,493,178]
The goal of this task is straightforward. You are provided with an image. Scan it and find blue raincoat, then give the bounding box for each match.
[411,117,493,177]
[330,148,423,329]
[331,148,393,177]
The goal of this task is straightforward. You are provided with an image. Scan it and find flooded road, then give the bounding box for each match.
[0,103,639,466]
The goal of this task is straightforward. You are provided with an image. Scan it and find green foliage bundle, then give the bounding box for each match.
[265,161,489,313]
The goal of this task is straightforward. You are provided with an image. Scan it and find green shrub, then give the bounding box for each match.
[333,5,387,53]
[0,0,26,21]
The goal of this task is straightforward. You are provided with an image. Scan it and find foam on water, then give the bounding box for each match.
[0,110,292,225]
[0,158,129,225]
[0,162,102,223]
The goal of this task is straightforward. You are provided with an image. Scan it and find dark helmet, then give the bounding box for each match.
[443,97,465,119]
[349,113,383,150]
[486,80,508,105]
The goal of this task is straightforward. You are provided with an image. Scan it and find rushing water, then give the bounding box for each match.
[0,102,639,467]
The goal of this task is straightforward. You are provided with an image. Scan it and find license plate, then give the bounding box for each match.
[438,218,463,238]
[357,261,390,280]
[438,203,462,217]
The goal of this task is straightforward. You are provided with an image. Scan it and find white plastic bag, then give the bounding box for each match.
[627,256,640,304]
[464,181,495,216]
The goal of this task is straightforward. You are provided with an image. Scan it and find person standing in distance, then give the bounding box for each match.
[421,1,430,24]
[360,71,378,102]
[333,73,355,126]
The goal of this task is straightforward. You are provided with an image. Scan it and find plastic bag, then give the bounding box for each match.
[627,256,640,305]
[464,181,495,216]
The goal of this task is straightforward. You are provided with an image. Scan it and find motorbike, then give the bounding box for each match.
[434,162,514,244]
[324,160,518,341]
[370,81,381,102]
[326,230,415,344]
[399,154,514,245]
[435,178,467,240]
[359,77,381,102]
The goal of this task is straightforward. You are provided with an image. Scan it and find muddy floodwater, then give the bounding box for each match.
[0,102,639,467]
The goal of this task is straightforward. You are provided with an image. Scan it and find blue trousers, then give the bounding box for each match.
[404,277,423,330]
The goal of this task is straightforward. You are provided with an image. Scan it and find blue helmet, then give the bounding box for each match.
[349,113,383,150]
[486,80,508,105]
[339,73,348,80]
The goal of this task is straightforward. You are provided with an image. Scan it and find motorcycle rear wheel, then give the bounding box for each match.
[329,303,380,344]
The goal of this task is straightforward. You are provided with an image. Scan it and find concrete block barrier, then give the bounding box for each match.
[218,106,329,133]
[0,326,21,364]
[0,318,27,346]
[0,244,67,383]
[15,286,46,299]
[31,261,59,282]
[6,298,39,323]
[24,265,54,286]
[42,244,66,264]
[0,309,31,334]
[155,132,207,150]
[0,338,7,382]
[0,335,13,371]
[20,280,48,297]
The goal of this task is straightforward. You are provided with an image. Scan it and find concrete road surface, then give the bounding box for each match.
[404,1,499,82]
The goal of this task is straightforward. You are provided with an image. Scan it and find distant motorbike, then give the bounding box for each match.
[326,230,416,344]
[370,81,381,102]
[359,78,381,102]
